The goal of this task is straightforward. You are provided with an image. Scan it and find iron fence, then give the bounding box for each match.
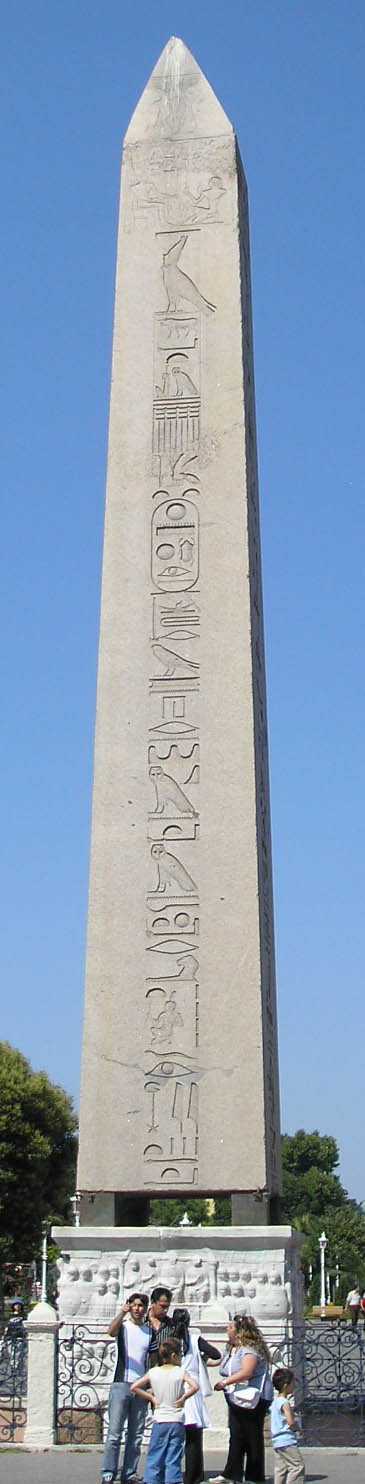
[276,1320,365,1446]
[0,1321,27,1442]
[56,1319,365,1448]
[56,1322,114,1444]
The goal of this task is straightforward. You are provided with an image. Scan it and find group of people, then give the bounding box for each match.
[101,1285,305,1484]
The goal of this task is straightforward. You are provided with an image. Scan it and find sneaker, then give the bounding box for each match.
[102,1475,114,1483]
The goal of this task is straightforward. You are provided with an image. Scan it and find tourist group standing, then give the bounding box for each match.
[101,1285,220,1484]
[100,1290,303,1484]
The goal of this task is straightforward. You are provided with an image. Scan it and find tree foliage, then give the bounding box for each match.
[0,1042,77,1265]
[149,1198,208,1227]
[281,1129,365,1297]
[149,1197,232,1226]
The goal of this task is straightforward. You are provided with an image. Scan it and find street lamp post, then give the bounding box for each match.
[319,1230,327,1314]
[40,1220,49,1304]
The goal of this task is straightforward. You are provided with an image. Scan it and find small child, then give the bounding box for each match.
[131,1336,199,1484]
[270,1367,305,1484]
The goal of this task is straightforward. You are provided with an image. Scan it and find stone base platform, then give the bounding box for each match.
[52,1224,303,1436]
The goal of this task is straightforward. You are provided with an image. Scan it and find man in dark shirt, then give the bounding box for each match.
[147,1285,174,1365]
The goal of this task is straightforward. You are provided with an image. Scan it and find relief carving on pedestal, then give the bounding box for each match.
[56,1249,292,1328]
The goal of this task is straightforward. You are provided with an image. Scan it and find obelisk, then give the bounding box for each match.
[77,38,282,1224]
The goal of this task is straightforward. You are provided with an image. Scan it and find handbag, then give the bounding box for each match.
[231,1365,270,1411]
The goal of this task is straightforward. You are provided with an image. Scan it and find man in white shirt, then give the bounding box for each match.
[345,1285,361,1327]
[102,1291,150,1484]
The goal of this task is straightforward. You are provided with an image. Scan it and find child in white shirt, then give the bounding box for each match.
[131,1336,199,1484]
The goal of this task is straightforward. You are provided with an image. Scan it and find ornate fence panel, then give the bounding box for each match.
[56,1323,115,1443]
[56,1319,365,1449]
[278,1321,365,1446]
[0,1323,27,1442]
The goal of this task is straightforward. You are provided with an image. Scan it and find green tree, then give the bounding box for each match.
[149,1198,208,1227]
[281,1130,345,1224]
[0,1042,77,1267]
[149,1197,232,1226]
[281,1129,365,1298]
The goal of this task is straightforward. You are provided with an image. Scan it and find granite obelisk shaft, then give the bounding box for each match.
[77,38,282,1214]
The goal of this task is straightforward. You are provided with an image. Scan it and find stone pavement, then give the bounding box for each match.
[0,1446,363,1484]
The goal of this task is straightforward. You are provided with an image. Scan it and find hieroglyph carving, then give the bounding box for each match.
[143,224,217,1184]
[123,138,233,232]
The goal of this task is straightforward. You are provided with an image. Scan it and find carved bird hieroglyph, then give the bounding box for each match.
[163,235,215,316]
[149,765,197,817]
[151,843,197,894]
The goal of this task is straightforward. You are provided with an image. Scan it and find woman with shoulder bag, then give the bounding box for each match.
[210,1314,273,1484]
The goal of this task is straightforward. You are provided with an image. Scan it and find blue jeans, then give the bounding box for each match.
[144,1420,184,1484]
[102,1381,147,1479]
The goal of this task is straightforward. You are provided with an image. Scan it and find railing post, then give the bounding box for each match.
[24,1300,58,1447]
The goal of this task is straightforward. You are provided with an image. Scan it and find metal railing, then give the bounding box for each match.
[56,1322,114,1444]
[277,1320,365,1446]
[56,1319,365,1448]
[0,1322,27,1443]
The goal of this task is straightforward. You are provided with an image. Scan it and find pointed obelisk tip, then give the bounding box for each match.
[124,35,233,143]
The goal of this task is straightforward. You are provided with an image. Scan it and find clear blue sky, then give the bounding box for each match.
[1,2,364,1202]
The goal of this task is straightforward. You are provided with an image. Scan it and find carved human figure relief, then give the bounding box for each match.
[185,1256,210,1305]
[151,842,197,895]
[149,765,197,817]
[146,987,184,1046]
[129,173,226,230]
[162,235,215,315]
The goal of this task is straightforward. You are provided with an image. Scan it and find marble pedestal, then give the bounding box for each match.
[52,1224,303,1436]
